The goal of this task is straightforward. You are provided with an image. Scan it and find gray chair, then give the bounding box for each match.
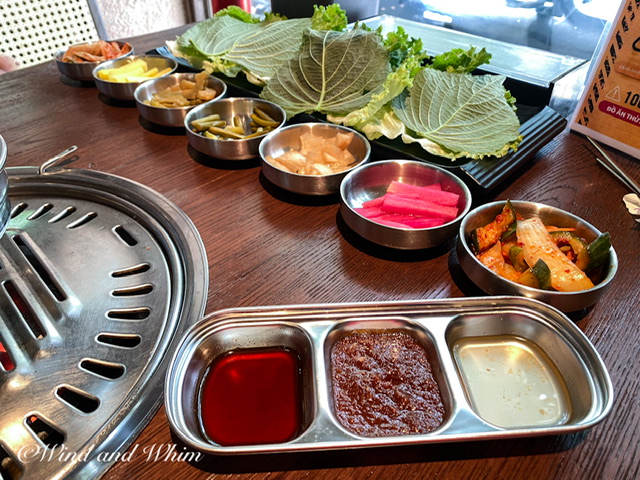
[0,0,107,68]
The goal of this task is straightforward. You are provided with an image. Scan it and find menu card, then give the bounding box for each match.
[570,0,640,159]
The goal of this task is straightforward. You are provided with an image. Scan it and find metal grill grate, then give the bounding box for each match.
[0,164,208,480]
[0,0,105,68]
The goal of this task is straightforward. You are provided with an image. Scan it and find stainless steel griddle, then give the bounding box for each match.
[0,161,208,480]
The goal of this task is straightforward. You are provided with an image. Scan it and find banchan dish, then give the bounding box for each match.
[165,298,613,454]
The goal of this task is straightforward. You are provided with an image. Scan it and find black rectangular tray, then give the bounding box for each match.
[153,44,567,201]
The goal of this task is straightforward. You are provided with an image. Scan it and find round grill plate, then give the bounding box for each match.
[0,166,208,480]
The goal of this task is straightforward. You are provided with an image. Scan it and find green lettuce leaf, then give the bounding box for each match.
[329,103,406,140]
[379,26,428,71]
[213,5,261,23]
[263,12,289,23]
[310,4,348,31]
[392,68,522,160]
[260,28,391,118]
[429,46,492,74]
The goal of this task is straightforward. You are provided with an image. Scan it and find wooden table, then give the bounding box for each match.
[1,26,638,480]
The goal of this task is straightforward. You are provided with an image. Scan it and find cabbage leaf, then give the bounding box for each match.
[222,18,312,82]
[392,68,523,160]
[174,16,310,81]
[173,7,523,161]
[176,16,255,60]
[172,5,348,83]
[260,28,391,118]
[327,26,427,140]
[173,16,256,74]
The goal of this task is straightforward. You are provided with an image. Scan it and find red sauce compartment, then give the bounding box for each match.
[199,347,303,445]
[325,320,450,438]
[184,323,315,447]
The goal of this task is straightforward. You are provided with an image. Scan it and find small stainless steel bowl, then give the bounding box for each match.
[185,97,286,160]
[92,54,177,101]
[340,160,472,249]
[259,123,371,196]
[54,41,134,82]
[134,73,227,128]
[457,200,618,312]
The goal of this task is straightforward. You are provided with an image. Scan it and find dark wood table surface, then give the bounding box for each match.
[1,25,638,480]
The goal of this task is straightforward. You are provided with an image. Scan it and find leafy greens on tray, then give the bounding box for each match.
[260,29,391,117]
[169,5,523,161]
[392,69,522,160]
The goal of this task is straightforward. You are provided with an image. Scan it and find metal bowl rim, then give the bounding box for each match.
[0,134,6,170]
[457,200,619,295]
[133,73,228,112]
[184,97,286,142]
[53,40,133,65]
[259,123,372,179]
[339,159,473,231]
[91,54,177,84]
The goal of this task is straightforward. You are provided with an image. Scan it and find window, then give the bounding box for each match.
[378,0,617,60]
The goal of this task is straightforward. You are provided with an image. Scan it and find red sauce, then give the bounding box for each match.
[199,347,302,446]
[331,330,445,437]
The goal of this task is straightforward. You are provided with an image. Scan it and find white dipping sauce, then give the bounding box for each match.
[453,336,570,429]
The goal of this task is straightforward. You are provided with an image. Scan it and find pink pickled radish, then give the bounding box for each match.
[387,181,460,206]
[355,206,385,218]
[381,193,458,221]
[401,217,446,228]
[354,181,461,230]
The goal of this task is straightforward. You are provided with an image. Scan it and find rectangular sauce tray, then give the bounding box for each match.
[165,297,613,455]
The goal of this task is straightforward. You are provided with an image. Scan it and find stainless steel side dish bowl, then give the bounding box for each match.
[457,200,618,312]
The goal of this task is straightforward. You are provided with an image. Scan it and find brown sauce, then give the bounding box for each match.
[330,330,445,437]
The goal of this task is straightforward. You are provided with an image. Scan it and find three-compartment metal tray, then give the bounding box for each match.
[165,297,613,455]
